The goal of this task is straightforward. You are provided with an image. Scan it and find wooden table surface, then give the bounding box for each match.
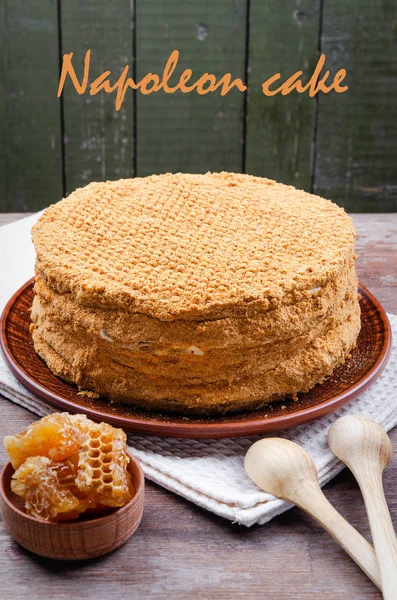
[0,213,396,600]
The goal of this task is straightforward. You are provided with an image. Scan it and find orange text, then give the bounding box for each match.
[57,50,247,110]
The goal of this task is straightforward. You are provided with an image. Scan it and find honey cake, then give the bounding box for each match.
[30,172,361,415]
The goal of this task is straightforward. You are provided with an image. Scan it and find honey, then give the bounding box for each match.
[5,413,133,522]
[11,456,84,521]
[4,412,87,469]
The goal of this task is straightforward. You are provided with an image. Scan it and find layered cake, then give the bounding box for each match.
[30,172,360,415]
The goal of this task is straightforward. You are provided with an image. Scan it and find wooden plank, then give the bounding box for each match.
[313,1,397,211]
[135,0,247,176]
[245,0,320,190]
[60,0,134,195]
[0,0,62,211]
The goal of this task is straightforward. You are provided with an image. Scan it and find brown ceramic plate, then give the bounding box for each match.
[0,279,392,439]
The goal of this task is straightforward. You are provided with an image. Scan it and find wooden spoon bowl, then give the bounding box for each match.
[245,438,381,589]
[328,415,397,599]
[0,452,144,560]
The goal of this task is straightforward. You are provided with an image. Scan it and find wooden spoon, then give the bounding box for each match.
[245,437,381,589]
[328,415,397,599]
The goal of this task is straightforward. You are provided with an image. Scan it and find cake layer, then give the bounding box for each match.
[31,305,360,415]
[33,260,357,353]
[32,173,356,321]
[31,284,359,384]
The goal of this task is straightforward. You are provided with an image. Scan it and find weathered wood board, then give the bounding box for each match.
[245,0,320,191]
[60,0,135,195]
[135,0,247,176]
[0,0,62,211]
[313,0,397,211]
[0,1,396,212]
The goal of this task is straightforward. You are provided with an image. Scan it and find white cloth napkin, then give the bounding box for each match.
[0,213,396,526]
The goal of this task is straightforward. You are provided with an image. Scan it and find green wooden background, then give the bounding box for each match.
[1,0,396,212]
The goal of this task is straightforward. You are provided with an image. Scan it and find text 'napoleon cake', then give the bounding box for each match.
[30,173,360,415]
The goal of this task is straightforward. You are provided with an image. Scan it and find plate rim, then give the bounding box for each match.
[0,278,393,439]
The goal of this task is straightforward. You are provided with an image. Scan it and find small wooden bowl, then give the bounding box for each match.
[0,453,144,560]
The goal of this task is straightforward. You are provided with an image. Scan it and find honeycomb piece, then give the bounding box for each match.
[4,413,89,469]
[70,414,93,434]
[54,455,97,514]
[11,456,84,521]
[5,413,134,521]
[75,422,133,508]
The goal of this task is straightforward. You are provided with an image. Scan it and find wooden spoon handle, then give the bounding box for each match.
[355,469,397,600]
[293,486,381,590]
